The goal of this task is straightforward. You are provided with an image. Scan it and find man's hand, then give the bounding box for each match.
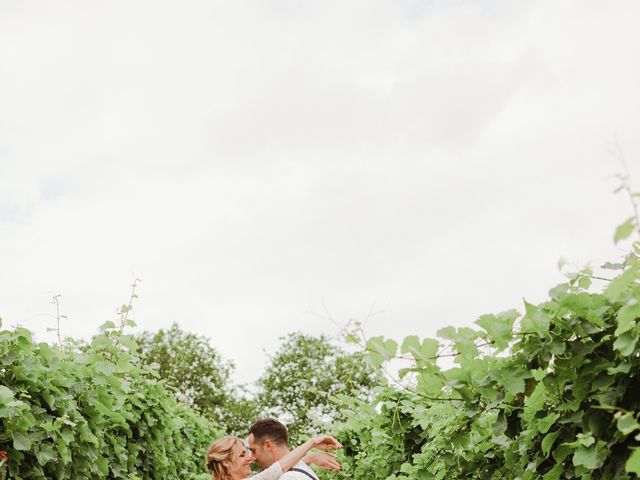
[311,435,343,451]
[303,451,341,471]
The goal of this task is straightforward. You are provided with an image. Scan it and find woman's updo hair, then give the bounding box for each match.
[205,436,244,480]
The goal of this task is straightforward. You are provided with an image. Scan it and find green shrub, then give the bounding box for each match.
[335,260,640,479]
[0,322,220,479]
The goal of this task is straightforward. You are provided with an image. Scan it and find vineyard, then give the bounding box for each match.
[0,321,218,479]
[2,234,640,479]
[335,259,640,479]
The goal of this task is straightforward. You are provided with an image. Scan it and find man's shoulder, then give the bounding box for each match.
[280,462,318,480]
[280,472,304,480]
[281,471,316,480]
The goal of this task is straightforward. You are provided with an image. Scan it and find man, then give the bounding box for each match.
[248,418,341,480]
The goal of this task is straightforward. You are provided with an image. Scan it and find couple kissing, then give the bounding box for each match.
[206,418,342,480]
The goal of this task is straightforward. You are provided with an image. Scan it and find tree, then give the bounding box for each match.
[256,332,383,444]
[134,323,239,428]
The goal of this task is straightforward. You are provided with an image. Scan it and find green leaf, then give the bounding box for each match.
[495,367,530,396]
[369,336,397,358]
[41,390,55,409]
[401,336,439,361]
[573,446,599,469]
[416,371,444,396]
[453,340,478,364]
[345,334,359,344]
[38,342,55,363]
[521,301,550,338]
[542,463,562,480]
[602,261,625,271]
[475,310,518,350]
[617,414,640,435]
[616,299,640,336]
[577,433,595,447]
[613,331,639,356]
[626,448,640,474]
[420,338,439,359]
[532,368,547,381]
[592,374,615,391]
[366,337,397,367]
[94,361,117,376]
[41,421,55,433]
[542,430,561,456]
[605,267,638,303]
[572,440,606,470]
[99,321,117,331]
[549,282,570,301]
[401,335,419,353]
[60,428,75,444]
[558,257,569,270]
[523,383,547,422]
[614,216,636,244]
[578,276,592,290]
[117,335,139,351]
[91,334,112,349]
[553,444,572,463]
[607,362,631,374]
[538,412,559,434]
[96,456,109,476]
[13,431,31,450]
[0,385,14,403]
[437,326,456,340]
[35,444,57,466]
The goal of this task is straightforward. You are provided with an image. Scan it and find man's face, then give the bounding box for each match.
[247,433,274,469]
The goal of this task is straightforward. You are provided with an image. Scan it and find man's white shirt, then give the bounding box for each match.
[280,460,319,480]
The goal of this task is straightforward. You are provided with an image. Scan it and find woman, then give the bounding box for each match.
[205,435,342,480]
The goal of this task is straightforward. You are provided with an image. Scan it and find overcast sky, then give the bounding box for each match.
[1,0,639,385]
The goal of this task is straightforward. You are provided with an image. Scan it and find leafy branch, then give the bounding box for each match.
[609,138,640,243]
[117,278,141,334]
[49,294,65,350]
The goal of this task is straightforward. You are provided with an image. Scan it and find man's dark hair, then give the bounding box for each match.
[249,418,289,447]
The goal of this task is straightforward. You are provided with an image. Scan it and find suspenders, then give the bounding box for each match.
[290,467,318,480]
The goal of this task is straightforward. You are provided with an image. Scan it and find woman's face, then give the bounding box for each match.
[225,444,252,480]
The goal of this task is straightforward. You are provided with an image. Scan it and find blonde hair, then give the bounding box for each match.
[205,436,245,480]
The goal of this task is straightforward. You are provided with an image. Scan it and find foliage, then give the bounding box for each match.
[133,323,261,435]
[220,392,262,437]
[333,253,640,480]
[0,320,220,479]
[257,332,383,445]
[134,324,229,422]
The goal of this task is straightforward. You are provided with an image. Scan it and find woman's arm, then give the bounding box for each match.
[247,437,342,480]
[277,436,342,472]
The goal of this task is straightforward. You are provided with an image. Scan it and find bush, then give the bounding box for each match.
[334,260,640,479]
[0,322,220,479]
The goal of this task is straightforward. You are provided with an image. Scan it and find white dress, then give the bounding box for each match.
[248,461,283,480]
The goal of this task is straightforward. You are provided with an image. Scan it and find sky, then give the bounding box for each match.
[1,0,639,386]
